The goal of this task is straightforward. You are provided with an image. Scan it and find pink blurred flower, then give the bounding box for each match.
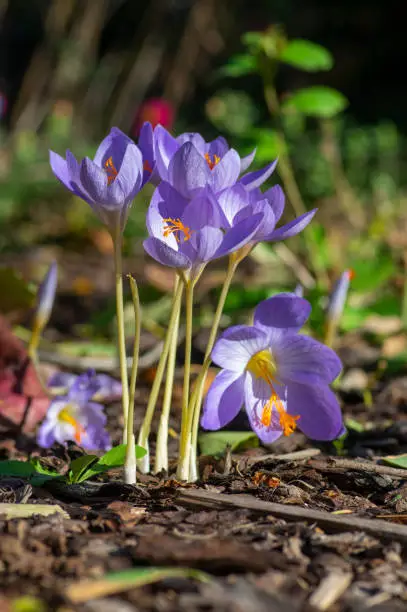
[132,98,174,136]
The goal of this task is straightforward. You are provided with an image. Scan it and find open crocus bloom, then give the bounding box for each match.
[38,371,111,450]
[202,294,344,443]
[48,370,122,403]
[49,127,144,234]
[143,182,265,277]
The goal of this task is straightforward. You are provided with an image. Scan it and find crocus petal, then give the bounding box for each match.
[138,121,156,184]
[266,209,317,242]
[49,151,74,192]
[92,374,122,402]
[168,142,210,198]
[217,184,249,227]
[214,213,264,259]
[240,148,256,173]
[207,136,229,159]
[210,148,241,193]
[37,420,57,448]
[201,370,245,430]
[93,127,133,167]
[143,237,191,269]
[264,185,285,223]
[47,372,77,393]
[234,198,276,242]
[80,157,108,204]
[187,226,224,264]
[110,143,143,203]
[155,125,180,181]
[240,159,277,191]
[211,325,269,372]
[181,189,225,230]
[244,374,284,443]
[254,293,311,332]
[35,261,57,328]
[177,132,206,154]
[68,371,101,405]
[272,334,342,386]
[286,382,343,440]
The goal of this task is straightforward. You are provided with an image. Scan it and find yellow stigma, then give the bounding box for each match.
[104,156,118,185]
[59,407,84,443]
[204,153,221,170]
[163,218,192,243]
[246,349,299,436]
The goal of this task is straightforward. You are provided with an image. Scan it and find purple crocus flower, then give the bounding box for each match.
[47,371,122,403]
[143,182,264,276]
[138,121,157,185]
[202,293,343,443]
[34,261,58,331]
[49,128,144,234]
[327,269,353,324]
[38,371,111,450]
[153,126,273,197]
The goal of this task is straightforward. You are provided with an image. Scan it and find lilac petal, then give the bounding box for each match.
[83,427,112,451]
[266,209,317,242]
[214,213,264,259]
[207,136,229,159]
[36,261,57,327]
[80,157,108,204]
[92,374,122,402]
[240,148,256,173]
[201,370,245,430]
[188,226,224,264]
[217,184,249,227]
[234,198,276,242]
[68,371,101,405]
[272,334,342,386]
[211,325,269,372]
[264,185,285,223]
[49,151,74,192]
[138,121,155,185]
[143,237,191,269]
[210,148,240,193]
[286,382,343,440]
[240,159,277,191]
[244,374,284,443]
[93,127,134,168]
[147,188,187,248]
[37,420,57,448]
[254,294,311,332]
[110,143,143,203]
[168,142,210,198]
[177,132,206,154]
[155,125,179,181]
[181,189,225,230]
[47,372,77,393]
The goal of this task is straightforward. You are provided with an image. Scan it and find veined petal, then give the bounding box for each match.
[217,184,249,227]
[110,143,143,203]
[168,142,210,198]
[177,132,206,154]
[264,184,285,223]
[188,226,223,264]
[244,374,284,443]
[181,189,225,230]
[240,159,277,191]
[211,325,269,372]
[144,237,191,269]
[138,121,155,184]
[286,382,343,440]
[80,157,108,204]
[201,370,245,430]
[234,198,276,242]
[155,125,179,180]
[49,151,73,192]
[254,294,311,332]
[272,334,342,386]
[210,148,240,193]
[214,213,264,259]
[266,209,317,242]
[93,127,134,167]
[240,148,256,173]
[207,136,229,159]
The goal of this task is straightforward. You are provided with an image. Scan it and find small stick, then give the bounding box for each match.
[308,570,352,611]
[247,448,321,467]
[308,457,407,479]
[177,488,407,543]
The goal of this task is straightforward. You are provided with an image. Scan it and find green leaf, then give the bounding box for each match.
[282,86,348,118]
[199,431,259,456]
[0,267,35,314]
[0,460,37,478]
[65,567,210,603]
[280,39,333,72]
[73,444,147,483]
[382,454,407,469]
[218,54,257,78]
[68,455,99,484]
[29,458,60,477]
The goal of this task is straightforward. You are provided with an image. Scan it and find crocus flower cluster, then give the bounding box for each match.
[202,294,343,442]
[47,121,344,483]
[38,371,112,450]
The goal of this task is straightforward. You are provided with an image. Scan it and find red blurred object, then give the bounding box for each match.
[132,98,174,136]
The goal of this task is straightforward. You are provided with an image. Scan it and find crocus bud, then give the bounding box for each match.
[325,269,353,347]
[34,261,58,332]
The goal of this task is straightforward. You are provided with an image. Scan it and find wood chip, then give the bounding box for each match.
[0,503,69,519]
[308,570,352,610]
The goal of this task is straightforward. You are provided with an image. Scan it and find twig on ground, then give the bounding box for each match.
[247,448,321,467]
[308,457,407,479]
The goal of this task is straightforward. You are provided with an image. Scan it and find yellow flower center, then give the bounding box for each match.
[58,406,84,443]
[104,156,118,185]
[246,349,299,436]
[204,153,221,170]
[163,218,192,243]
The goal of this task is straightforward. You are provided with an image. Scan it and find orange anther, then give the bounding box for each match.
[104,156,118,185]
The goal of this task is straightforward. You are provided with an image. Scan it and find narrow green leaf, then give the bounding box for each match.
[68,455,99,484]
[282,86,348,118]
[98,443,147,467]
[199,431,259,456]
[280,39,333,72]
[382,454,407,469]
[0,460,37,478]
[218,54,257,78]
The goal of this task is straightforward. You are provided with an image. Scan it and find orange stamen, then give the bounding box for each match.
[143,159,153,174]
[163,218,192,243]
[59,409,85,444]
[104,156,118,185]
[204,153,221,170]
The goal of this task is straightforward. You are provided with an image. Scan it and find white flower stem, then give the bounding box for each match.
[137,277,183,473]
[113,227,129,439]
[188,256,239,481]
[124,275,141,484]
[154,296,180,474]
[176,280,194,481]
